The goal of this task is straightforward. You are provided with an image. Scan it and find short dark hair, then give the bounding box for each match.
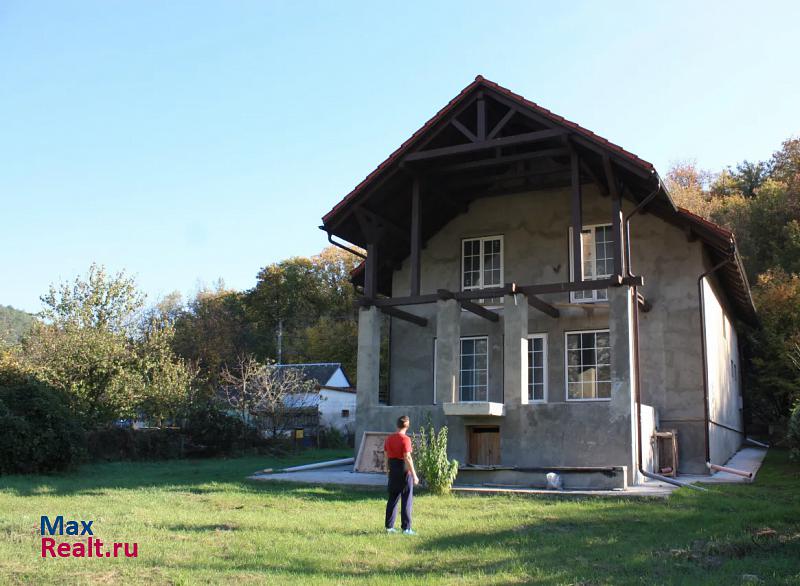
[396,415,410,429]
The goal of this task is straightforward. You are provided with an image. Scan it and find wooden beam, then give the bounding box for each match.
[434,148,569,174]
[570,147,583,285]
[487,107,516,140]
[368,277,643,307]
[437,289,499,322]
[404,128,567,163]
[364,242,378,299]
[355,207,408,243]
[604,155,625,278]
[526,295,560,318]
[451,119,478,143]
[580,159,609,196]
[380,305,428,327]
[476,95,486,140]
[410,177,422,296]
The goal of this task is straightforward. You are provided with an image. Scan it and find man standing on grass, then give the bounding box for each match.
[383,415,419,535]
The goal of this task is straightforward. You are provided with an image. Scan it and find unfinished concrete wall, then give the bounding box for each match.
[703,276,744,466]
[354,182,727,475]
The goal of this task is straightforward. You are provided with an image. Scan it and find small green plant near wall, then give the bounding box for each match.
[413,419,459,494]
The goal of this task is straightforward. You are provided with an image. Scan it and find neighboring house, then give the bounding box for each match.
[320,76,756,488]
[273,363,357,435]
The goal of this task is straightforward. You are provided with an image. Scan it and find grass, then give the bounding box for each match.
[1,449,799,585]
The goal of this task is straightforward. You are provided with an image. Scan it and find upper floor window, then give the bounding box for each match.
[462,236,503,292]
[569,224,613,303]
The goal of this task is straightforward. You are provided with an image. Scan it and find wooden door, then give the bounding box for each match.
[468,426,500,465]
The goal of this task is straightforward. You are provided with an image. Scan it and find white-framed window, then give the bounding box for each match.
[527,334,548,402]
[565,330,611,401]
[459,336,489,402]
[462,235,503,295]
[569,224,613,303]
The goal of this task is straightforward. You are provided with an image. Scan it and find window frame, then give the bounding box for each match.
[568,223,613,303]
[527,333,548,403]
[461,235,504,293]
[564,329,612,402]
[458,335,490,403]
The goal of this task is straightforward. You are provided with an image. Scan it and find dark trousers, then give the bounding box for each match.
[385,459,413,530]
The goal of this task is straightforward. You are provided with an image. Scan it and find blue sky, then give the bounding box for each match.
[2,1,798,313]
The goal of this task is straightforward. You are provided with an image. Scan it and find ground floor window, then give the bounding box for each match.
[565,330,611,400]
[460,336,488,401]
[527,334,547,402]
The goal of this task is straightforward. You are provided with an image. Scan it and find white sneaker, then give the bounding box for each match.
[402,529,417,536]
[386,527,397,533]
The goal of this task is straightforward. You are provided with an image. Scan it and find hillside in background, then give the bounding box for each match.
[0,305,35,344]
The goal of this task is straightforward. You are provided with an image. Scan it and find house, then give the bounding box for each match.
[273,363,357,436]
[320,76,756,489]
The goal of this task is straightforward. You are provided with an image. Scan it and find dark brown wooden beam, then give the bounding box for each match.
[604,155,625,279]
[356,207,409,243]
[526,295,560,318]
[580,159,609,196]
[487,107,516,140]
[570,147,583,285]
[433,148,569,175]
[364,242,378,299]
[380,305,428,327]
[637,292,652,312]
[437,289,499,322]
[476,95,486,140]
[451,119,478,143]
[366,277,643,308]
[410,177,422,296]
[404,128,567,163]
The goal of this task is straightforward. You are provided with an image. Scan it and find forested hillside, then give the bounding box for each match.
[0,305,35,345]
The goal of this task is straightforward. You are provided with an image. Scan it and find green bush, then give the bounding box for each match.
[789,402,800,462]
[87,427,185,461]
[183,401,264,456]
[412,422,459,495]
[0,382,86,474]
[318,425,349,449]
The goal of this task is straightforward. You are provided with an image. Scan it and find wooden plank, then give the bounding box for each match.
[410,178,422,296]
[570,148,583,285]
[437,289,499,322]
[604,155,625,278]
[380,306,428,327]
[487,106,516,140]
[356,207,409,243]
[451,119,478,143]
[404,128,567,163]
[526,295,560,318]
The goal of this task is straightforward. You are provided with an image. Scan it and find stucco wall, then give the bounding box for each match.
[319,389,357,433]
[358,183,732,475]
[703,277,744,466]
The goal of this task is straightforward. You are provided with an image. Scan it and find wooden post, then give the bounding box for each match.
[476,94,486,140]
[410,177,422,296]
[604,155,625,279]
[364,242,378,299]
[570,148,583,283]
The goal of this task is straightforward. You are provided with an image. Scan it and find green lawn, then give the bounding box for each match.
[1,449,799,585]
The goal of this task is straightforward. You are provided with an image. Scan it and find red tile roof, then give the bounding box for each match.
[322,75,654,225]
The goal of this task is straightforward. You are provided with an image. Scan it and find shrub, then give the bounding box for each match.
[318,425,349,449]
[789,402,800,462]
[183,401,264,456]
[0,382,86,474]
[86,427,185,461]
[412,421,459,495]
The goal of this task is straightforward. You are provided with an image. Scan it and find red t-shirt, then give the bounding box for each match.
[384,432,412,460]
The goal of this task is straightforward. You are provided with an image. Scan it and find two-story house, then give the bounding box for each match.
[320,76,756,489]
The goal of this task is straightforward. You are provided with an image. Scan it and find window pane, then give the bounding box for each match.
[459,337,488,402]
[566,331,610,400]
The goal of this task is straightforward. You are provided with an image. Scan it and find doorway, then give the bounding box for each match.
[468,426,500,465]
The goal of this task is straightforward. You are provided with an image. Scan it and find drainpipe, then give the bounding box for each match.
[319,226,367,259]
[624,186,706,491]
[698,252,753,479]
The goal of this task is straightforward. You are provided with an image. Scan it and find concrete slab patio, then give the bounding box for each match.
[247,447,768,498]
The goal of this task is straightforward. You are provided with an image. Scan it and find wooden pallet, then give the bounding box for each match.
[655,430,679,477]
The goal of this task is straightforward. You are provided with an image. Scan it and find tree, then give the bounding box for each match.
[221,356,315,439]
[664,160,716,218]
[0,305,35,346]
[732,160,770,197]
